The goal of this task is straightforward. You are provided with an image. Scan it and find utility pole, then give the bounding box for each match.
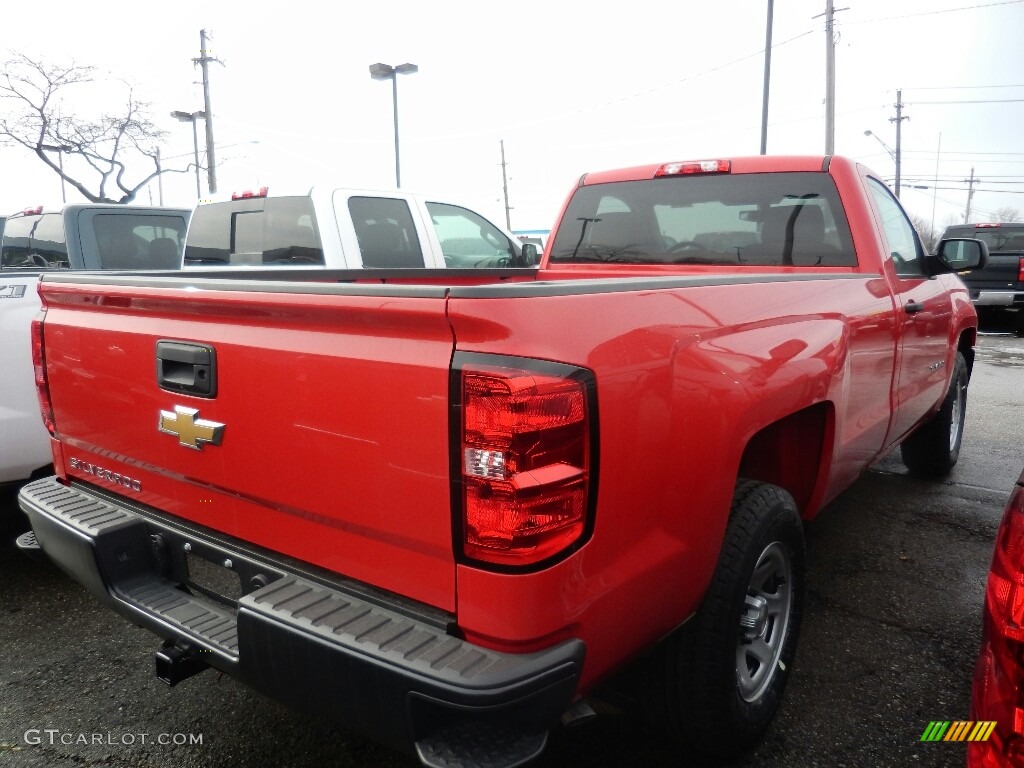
[194,30,221,195]
[890,89,909,198]
[760,0,774,155]
[815,1,846,155]
[500,139,512,230]
[824,0,835,155]
[964,167,980,223]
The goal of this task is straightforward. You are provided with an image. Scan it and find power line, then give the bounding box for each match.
[898,83,1024,91]
[899,150,1024,156]
[850,0,1024,25]
[910,98,1024,104]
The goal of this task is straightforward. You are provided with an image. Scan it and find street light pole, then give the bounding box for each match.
[864,129,903,196]
[171,110,206,199]
[369,62,419,188]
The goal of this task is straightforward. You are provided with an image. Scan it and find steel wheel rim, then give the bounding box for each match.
[736,541,793,703]
[949,380,965,451]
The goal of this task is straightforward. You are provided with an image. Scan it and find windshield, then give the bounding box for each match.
[548,172,857,267]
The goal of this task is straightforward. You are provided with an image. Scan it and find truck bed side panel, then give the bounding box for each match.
[447,273,897,688]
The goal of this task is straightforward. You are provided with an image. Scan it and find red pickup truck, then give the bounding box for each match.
[18,155,985,767]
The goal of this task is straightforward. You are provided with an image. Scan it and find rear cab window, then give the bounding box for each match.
[90,213,188,269]
[183,197,325,266]
[941,224,1024,253]
[548,172,857,267]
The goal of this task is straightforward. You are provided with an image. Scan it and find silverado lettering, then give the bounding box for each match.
[18,155,986,768]
[68,458,142,492]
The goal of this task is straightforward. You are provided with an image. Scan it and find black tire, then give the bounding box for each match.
[1014,309,1024,337]
[647,480,804,757]
[899,351,968,477]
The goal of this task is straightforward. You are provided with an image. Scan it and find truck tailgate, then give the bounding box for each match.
[964,252,1023,290]
[40,278,458,612]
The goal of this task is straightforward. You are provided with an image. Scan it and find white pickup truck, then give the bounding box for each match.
[182,185,539,269]
[0,204,190,487]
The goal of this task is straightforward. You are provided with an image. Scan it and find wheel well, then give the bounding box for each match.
[957,332,975,380]
[737,402,833,517]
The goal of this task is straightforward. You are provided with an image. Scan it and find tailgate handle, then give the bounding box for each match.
[156,340,217,397]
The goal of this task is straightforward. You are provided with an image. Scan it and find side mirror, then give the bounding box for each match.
[520,242,539,266]
[925,237,988,276]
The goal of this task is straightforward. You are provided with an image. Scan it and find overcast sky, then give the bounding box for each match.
[2,0,1022,235]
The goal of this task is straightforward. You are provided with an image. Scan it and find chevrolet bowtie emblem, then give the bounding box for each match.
[158,406,225,450]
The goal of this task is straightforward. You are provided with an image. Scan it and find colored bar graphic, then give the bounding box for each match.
[921,721,950,742]
[920,721,996,742]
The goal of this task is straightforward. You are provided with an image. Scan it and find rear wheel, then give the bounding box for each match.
[900,351,968,477]
[647,480,804,757]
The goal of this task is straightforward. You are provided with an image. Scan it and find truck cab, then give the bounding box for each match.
[182,185,536,270]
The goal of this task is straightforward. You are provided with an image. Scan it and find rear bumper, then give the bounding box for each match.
[969,289,1024,307]
[19,477,585,760]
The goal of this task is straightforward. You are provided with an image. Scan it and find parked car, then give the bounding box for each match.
[940,222,1024,333]
[970,467,1024,767]
[0,204,190,489]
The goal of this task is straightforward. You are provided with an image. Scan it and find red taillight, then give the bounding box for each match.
[1017,257,1023,283]
[987,487,1024,641]
[970,484,1024,766]
[31,312,55,435]
[457,358,594,568]
[231,186,269,200]
[655,160,731,177]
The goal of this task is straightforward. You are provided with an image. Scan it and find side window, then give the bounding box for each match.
[866,178,923,278]
[425,202,519,267]
[1,215,38,267]
[2,214,69,269]
[347,197,424,268]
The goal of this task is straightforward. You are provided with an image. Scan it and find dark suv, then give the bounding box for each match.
[940,222,1024,332]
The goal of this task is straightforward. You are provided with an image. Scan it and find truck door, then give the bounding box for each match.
[864,177,954,443]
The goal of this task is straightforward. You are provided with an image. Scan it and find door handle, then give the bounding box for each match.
[904,301,925,315]
[156,340,217,397]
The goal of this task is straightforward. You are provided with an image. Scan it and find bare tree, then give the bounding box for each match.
[0,53,184,204]
[994,206,1022,223]
[909,214,938,252]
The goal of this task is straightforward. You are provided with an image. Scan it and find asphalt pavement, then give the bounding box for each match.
[1,318,1021,768]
